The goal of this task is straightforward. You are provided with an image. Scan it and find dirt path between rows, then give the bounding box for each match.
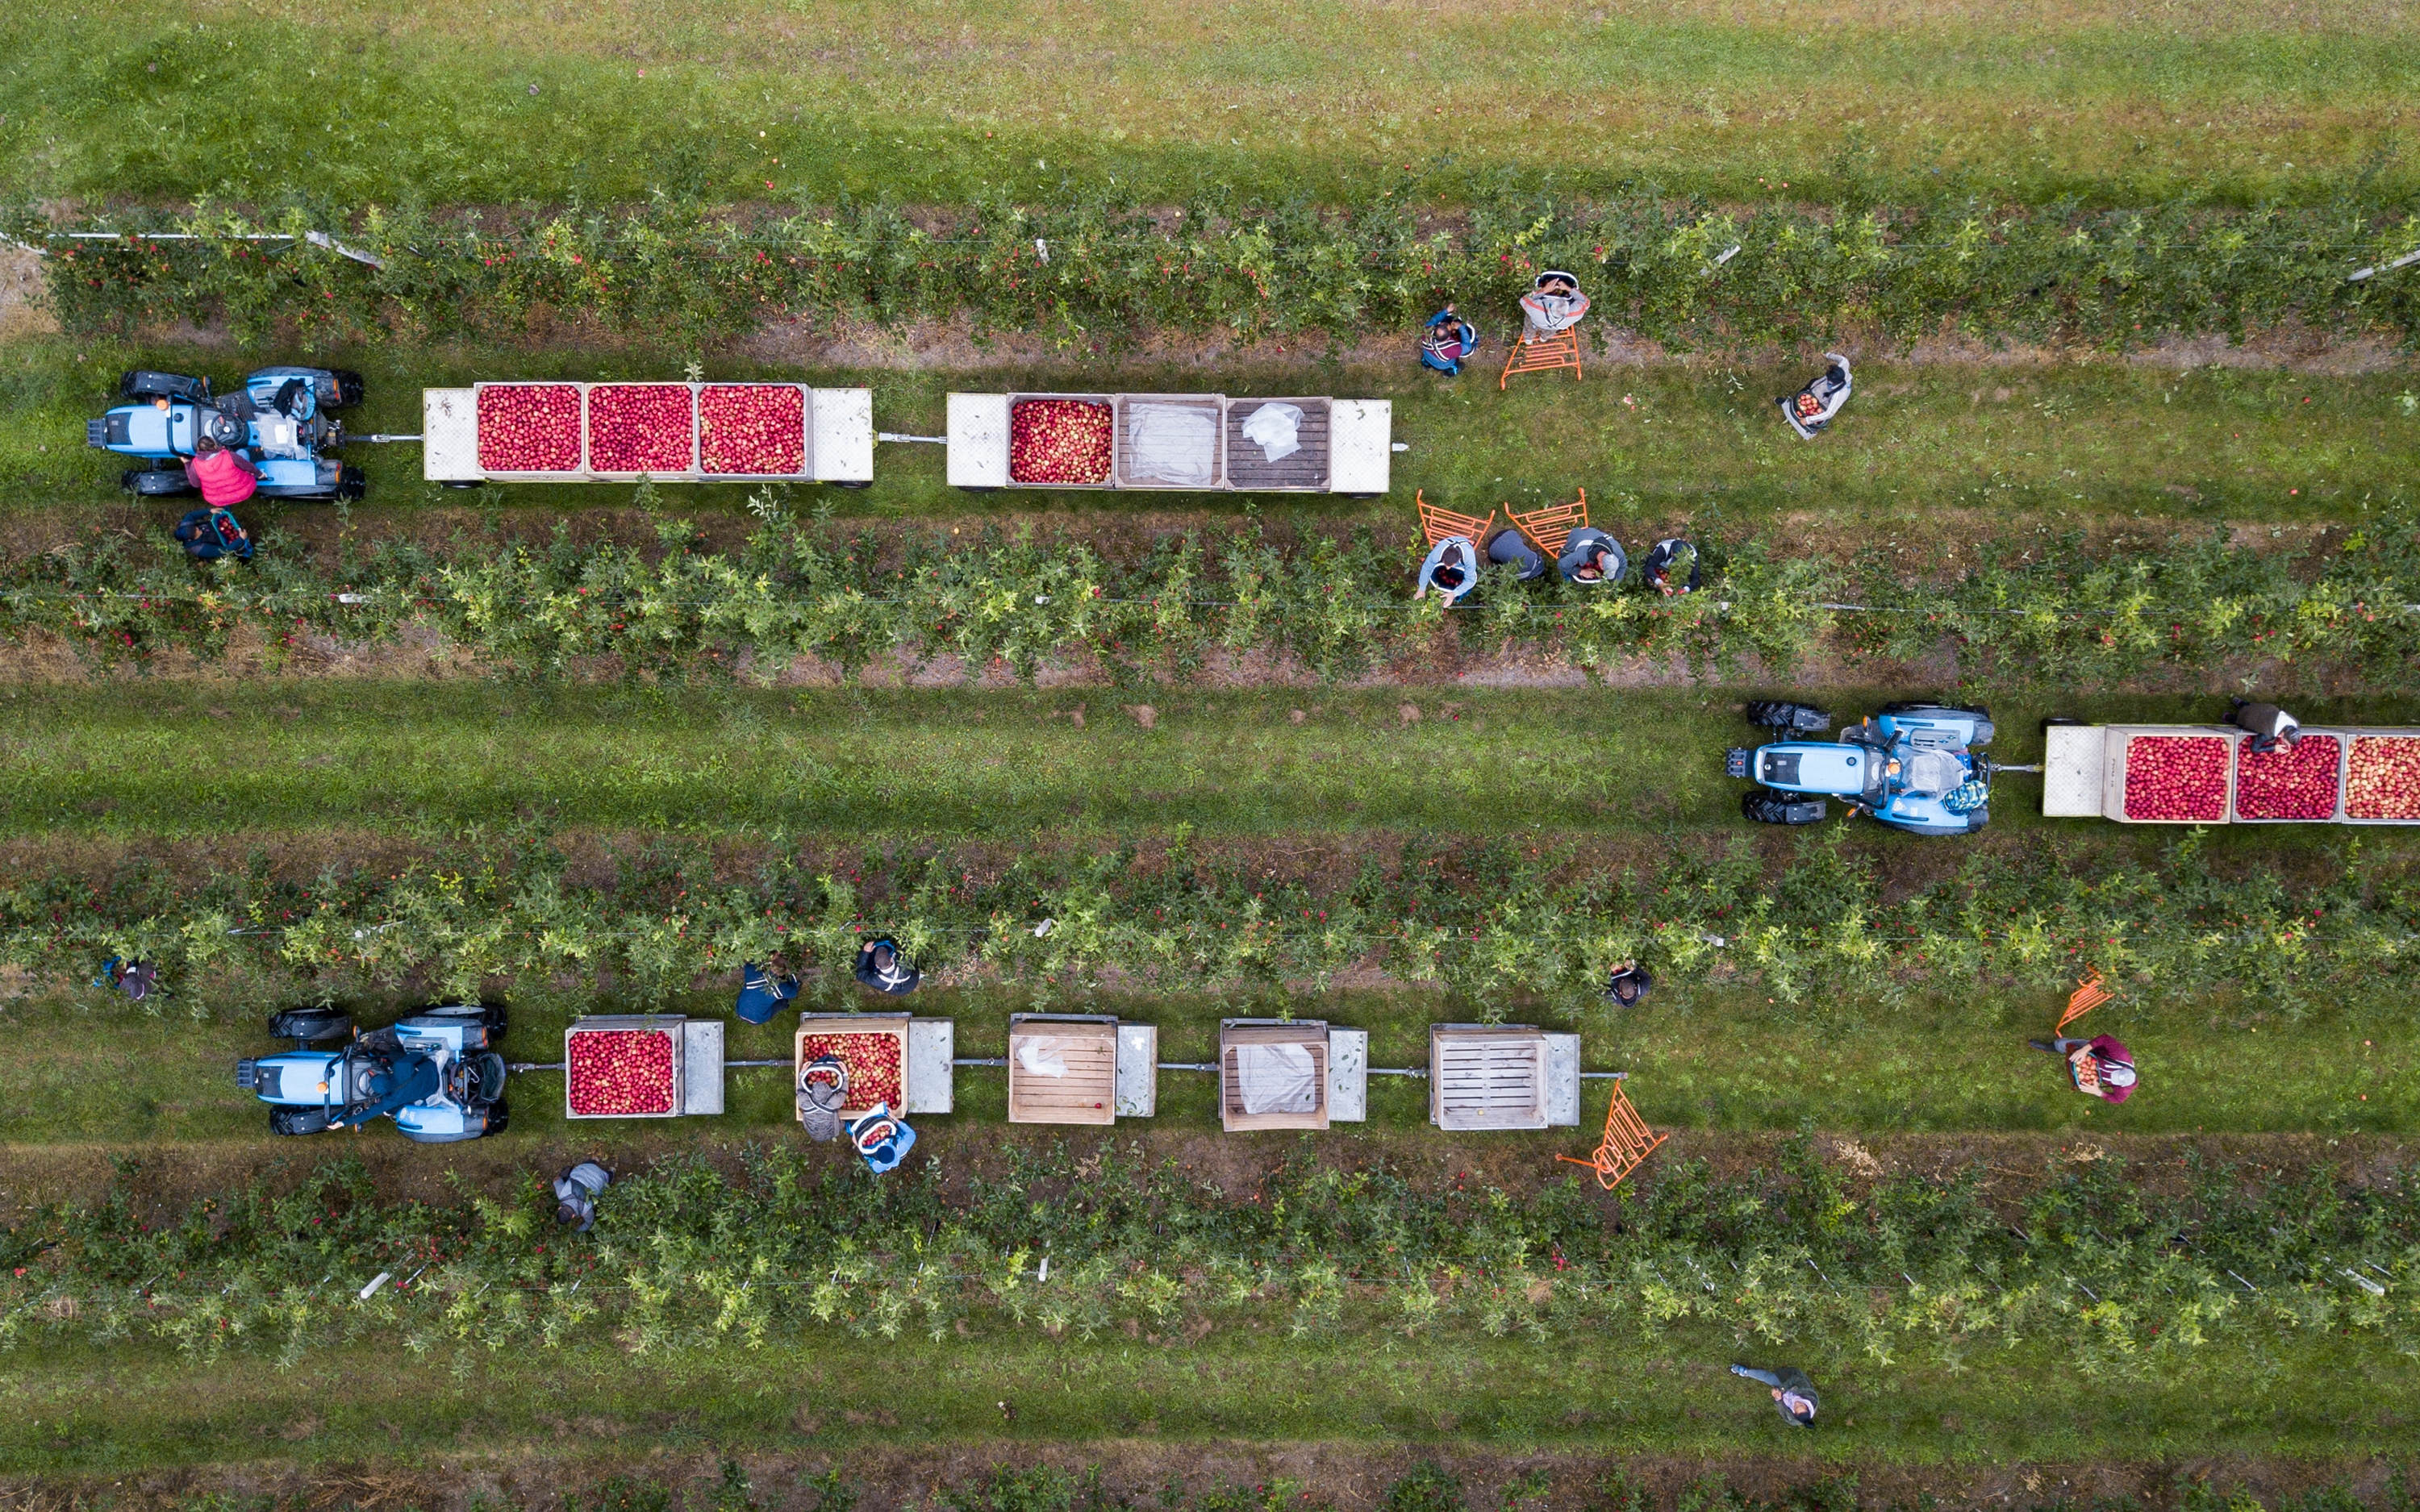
[10,1442,2414,1512]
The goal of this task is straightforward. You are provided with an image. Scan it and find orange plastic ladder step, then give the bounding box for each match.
[1504,489,1588,558]
[1556,1078,1667,1192]
[1501,327,1583,389]
[2055,970,2112,1032]
[1415,488,1495,548]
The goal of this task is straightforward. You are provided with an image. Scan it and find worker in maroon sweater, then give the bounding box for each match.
[2027,1034,2137,1102]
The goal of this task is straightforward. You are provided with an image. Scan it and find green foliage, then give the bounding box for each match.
[6,827,2415,1026]
[6,509,2417,693]
[16,191,2420,351]
[1383,1465,1466,1512]
[10,1139,2420,1376]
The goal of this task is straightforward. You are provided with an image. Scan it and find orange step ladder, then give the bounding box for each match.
[1503,488,1588,558]
[1416,489,1494,548]
[1556,1077,1667,1192]
[2056,970,2112,1032]
[1501,327,1583,389]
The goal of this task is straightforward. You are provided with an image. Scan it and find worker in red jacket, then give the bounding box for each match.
[2028,1034,2137,1102]
[184,435,260,508]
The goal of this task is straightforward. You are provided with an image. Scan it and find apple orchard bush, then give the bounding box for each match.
[6,1136,2420,1374]
[14,191,2420,349]
[6,827,2414,1018]
[4,509,2418,691]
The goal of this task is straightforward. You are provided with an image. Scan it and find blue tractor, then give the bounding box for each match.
[1725,700,2005,835]
[236,1005,509,1142]
[89,366,369,501]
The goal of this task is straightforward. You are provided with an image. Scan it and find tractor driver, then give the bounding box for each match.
[184,435,260,509]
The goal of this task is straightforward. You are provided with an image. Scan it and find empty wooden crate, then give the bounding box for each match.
[1430,1024,1583,1131]
[1006,1014,1137,1125]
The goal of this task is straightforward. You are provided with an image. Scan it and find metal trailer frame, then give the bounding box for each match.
[946,392,1392,495]
[422,383,874,485]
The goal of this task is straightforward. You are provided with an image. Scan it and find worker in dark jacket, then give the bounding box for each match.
[1730,1364,1818,1426]
[2028,1034,2137,1102]
[855,937,920,995]
[1604,960,1654,1006]
[735,960,800,1024]
[2230,700,2301,754]
[1485,528,1547,582]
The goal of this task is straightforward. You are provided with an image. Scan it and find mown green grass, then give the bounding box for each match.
[6,339,2414,525]
[7,684,2420,843]
[2,0,2414,205]
[0,1331,2409,1472]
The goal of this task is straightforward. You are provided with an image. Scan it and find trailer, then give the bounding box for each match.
[945,392,1393,495]
[1216,1018,1371,1131]
[563,1014,726,1118]
[1005,1014,1160,1124]
[421,382,874,485]
[1429,1023,1583,1132]
[2042,723,2420,825]
[795,1013,956,1120]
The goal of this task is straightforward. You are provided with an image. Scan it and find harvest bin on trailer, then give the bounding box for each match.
[945,393,1394,495]
[564,1014,726,1119]
[421,383,875,485]
[795,1013,956,1123]
[2042,723,2420,824]
[1217,1019,1370,1131]
[1006,1014,1158,1124]
[1429,1023,1582,1132]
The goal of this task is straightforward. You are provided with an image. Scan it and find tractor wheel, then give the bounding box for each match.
[421,1002,508,1037]
[336,464,367,502]
[120,369,208,402]
[1745,700,1830,732]
[269,1007,353,1043]
[330,369,367,408]
[1742,789,1826,825]
[269,1106,333,1136]
[482,1098,511,1137]
[125,469,194,497]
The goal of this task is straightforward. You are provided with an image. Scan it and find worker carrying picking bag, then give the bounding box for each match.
[854,937,921,996]
[1421,306,1481,376]
[1779,354,1853,438]
[2028,1034,2138,1103]
[1518,272,1591,342]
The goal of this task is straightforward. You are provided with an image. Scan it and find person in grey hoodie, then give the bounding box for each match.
[1730,1364,1818,1426]
[553,1161,614,1233]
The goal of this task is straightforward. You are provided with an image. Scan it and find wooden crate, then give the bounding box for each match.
[1116,394,1226,489]
[1430,1024,1550,1131]
[1007,1014,1119,1125]
[1220,1019,1329,1131]
[795,1014,911,1121]
[1221,398,1329,491]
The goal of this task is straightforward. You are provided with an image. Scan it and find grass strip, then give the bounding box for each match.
[1,1332,2409,1470]
[2,978,2405,1142]
[6,683,2417,842]
[4,1140,2416,1443]
[4,0,2416,208]
[10,339,2417,524]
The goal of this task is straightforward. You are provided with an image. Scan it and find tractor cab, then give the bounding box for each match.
[1729,701,1996,836]
[238,1005,508,1142]
[90,367,368,502]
